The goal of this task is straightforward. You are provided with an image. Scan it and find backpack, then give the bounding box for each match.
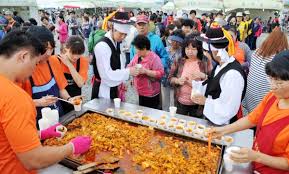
[88,29,106,53]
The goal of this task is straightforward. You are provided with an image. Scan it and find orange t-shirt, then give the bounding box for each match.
[60,56,89,82]
[21,56,68,96]
[248,92,289,162]
[0,75,41,174]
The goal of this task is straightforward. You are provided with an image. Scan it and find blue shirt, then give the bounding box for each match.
[130,32,169,69]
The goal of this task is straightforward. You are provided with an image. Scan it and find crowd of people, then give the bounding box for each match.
[1,6,289,174]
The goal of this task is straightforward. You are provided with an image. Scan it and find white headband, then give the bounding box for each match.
[113,23,131,34]
[202,42,231,63]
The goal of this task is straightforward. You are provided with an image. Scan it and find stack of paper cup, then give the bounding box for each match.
[224,146,241,172]
[223,153,234,172]
[38,118,50,130]
[48,109,59,125]
[169,106,177,117]
[41,107,51,120]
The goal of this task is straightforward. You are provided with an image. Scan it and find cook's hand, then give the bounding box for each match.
[207,126,227,139]
[36,95,58,107]
[68,96,83,105]
[69,136,92,155]
[40,123,62,140]
[129,67,140,77]
[58,54,72,67]
[176,77,186,86]
[192,72,207,80]
[230,148,259,163]
[191,94,206,105]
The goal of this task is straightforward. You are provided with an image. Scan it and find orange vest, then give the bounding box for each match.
[234,42,245,64]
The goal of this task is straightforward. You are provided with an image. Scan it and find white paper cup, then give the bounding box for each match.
[169,106,177,117]
[74,101,82,112]
[223,153,234,172]
[192,132,202,139]
[41,107,51,119]
[169,117,178,125]
[56,125,67,139]
[185,127,194,136]
[136,64,142,69]
[160,115,167,120]
[178,119,187,126]
[187,121,197,129]
[148,118,156,126]
[136,110,144,117]
[38,118,50,130]
[223,136,234,146]
[195,124,206,136]
[175,125,184,134]
[106,108,115,116]
[167,123,175,131]
[226,146,241,155]
[114,98,121,108]
[48,109,59,125]
[157,120,166,129]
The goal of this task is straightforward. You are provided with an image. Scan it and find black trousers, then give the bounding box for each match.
[176,102,202,118]
[139,94,160,109]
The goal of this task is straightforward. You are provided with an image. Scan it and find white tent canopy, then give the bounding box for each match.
[174,0,224,11]
[36,0,164,9]
[173,0,283,11]
[162,2,175,11]
[224,0,283,10]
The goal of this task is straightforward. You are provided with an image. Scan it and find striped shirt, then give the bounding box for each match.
[243,50,274,113]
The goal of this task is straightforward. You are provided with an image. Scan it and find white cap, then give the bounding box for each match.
[113,23,131,34]
[244,10,250,15]
[236,12,243,17]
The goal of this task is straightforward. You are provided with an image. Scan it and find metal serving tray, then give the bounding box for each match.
[57,109,225,174]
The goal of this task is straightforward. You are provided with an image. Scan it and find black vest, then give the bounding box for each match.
[203,60,247,100]
[92,36,121,99]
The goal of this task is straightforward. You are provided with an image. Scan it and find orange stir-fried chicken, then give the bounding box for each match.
[44,113,221,174]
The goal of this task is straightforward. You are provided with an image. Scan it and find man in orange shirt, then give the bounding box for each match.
[210,50,289,173]
[58,36,89,114]
[0,30,91,174]
[21,26,81,122]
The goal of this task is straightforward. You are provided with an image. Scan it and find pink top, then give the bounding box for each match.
[128,51,164,97]
[58,22,68,43]
[178,59,201,105]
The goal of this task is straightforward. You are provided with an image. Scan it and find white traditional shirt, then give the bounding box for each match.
[94,31,130,99]
[203,57,245,125]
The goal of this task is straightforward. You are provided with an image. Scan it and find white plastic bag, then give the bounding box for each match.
[191,80,206,98]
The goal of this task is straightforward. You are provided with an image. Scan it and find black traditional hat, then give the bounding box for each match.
[196,22,229,45]
[109,11,134,25]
